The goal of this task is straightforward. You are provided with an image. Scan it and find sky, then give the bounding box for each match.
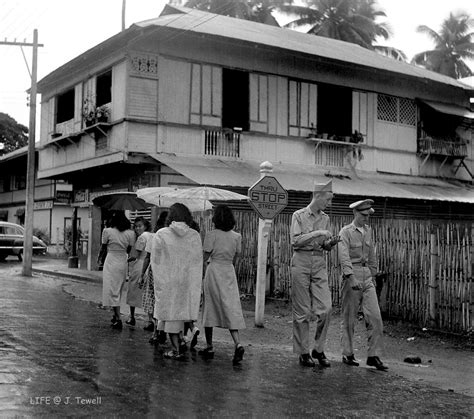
[1,0,473,130]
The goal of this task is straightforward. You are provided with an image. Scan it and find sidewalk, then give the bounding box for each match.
[32,257,146,319]
[31,256,474,398]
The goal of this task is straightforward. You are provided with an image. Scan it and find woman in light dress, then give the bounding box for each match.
[199,205,246,364]
[125,217,152,327]
[141,211,168,338]
[99,211,136,329]
[150,203,203,360]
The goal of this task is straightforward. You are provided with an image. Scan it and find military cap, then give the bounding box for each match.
[349,199,375,214]
[313,179,332,194]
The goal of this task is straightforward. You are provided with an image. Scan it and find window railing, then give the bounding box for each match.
[204,129,240,158]
[417,137,467,158]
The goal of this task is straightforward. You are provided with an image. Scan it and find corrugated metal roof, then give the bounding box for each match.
[135,5,471,91]
[149,153,474,204]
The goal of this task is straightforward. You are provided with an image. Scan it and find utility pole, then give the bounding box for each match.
[0,30,44,276]
[122,0,126,31]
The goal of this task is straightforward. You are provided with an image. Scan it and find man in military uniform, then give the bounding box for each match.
[290,180,339,367]
[338,199,388,371]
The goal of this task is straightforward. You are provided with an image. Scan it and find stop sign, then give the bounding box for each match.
[248,176,288,219]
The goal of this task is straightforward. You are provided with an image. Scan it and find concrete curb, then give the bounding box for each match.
[32,267,102,283]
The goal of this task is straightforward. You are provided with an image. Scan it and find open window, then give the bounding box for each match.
[222,68,249,131]
[96,69,112,107]
[56,88,75,124]
[317,84,352,137]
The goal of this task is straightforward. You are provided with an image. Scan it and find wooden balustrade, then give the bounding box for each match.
[204,129,240,158]
[418,137,467,157]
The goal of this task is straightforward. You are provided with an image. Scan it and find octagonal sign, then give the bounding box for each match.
[248,176,288,220]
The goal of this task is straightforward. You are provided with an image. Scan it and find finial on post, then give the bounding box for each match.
[259,161,273,178]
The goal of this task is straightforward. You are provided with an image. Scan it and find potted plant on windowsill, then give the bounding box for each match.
[82,98,110,127]
[95,105,110,123]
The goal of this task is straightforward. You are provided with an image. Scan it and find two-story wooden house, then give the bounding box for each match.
[36,5,474,272]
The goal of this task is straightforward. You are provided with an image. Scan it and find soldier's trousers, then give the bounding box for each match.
[291,252,332,355]
[341,266,383,357]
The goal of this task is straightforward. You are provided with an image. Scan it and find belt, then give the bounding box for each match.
[352,261,367,267]
[294,249,323,255]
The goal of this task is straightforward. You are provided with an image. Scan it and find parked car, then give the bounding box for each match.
[0,221,47,261]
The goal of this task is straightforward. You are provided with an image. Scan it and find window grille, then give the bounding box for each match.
[377,94,416,126]
[377,94,397,123]
[399,98,416,126]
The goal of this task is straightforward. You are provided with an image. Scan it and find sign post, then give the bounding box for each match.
[248,161,288,327]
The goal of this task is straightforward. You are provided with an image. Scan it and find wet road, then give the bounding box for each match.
[1,265,473,417]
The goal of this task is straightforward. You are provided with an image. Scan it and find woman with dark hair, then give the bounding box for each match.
[199,204,246,364]
[125,217,152,327]
[150,203,203,360]
[98,211,136,329]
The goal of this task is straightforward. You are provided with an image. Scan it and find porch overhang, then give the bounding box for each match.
[418,99,474,119]
[37,152,126,179]
[149,154,474,204]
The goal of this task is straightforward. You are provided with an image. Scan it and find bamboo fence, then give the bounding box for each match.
[197,211,473,334]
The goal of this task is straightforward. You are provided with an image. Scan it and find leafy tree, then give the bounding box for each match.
[279,0,390,49]
[0,112,28,154]
[411,11,474,79]
[182,0,285,26]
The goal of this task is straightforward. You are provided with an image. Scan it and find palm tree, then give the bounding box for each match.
[278,0,391,50]
[411,12,474,79]
[183,0,285,26]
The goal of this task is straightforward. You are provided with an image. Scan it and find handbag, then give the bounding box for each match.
[97,244,107,270]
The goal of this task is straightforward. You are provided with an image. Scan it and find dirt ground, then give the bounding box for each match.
[233,296,474,398]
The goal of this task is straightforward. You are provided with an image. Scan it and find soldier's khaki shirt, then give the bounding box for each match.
[290,206,330,251]
[338,222,377,277]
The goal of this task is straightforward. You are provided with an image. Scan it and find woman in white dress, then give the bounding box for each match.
[199,205,246,365]
[125,217,152,327]
[150,203,203,360]
[98,211,136,329]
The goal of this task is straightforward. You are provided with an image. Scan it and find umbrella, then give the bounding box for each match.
[92,192,150,211]
[136,187,213,212]
[161,186,249,202]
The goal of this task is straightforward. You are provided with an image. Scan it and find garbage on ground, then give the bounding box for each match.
[404,355,422,364]
[407,337,415,341]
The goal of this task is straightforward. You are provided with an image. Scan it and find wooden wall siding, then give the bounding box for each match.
[249,73,268,133]
[74,84,83,132]
[128,123,157,153]
[197,210,472,334]
[113,62,127,120]
[269,76,289,136]
[157,58,189,124]
[377,149,418,175]
[352,91,368,139]
[288,80,317,137]
[158,124,202,155]
[190,63,221,126]
[129,77,157,119]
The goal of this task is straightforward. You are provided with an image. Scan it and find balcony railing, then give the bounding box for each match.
[204,129,240,158]
[417,137,467,158]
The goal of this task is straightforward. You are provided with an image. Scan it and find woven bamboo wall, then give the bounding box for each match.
[197,210,473,334]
